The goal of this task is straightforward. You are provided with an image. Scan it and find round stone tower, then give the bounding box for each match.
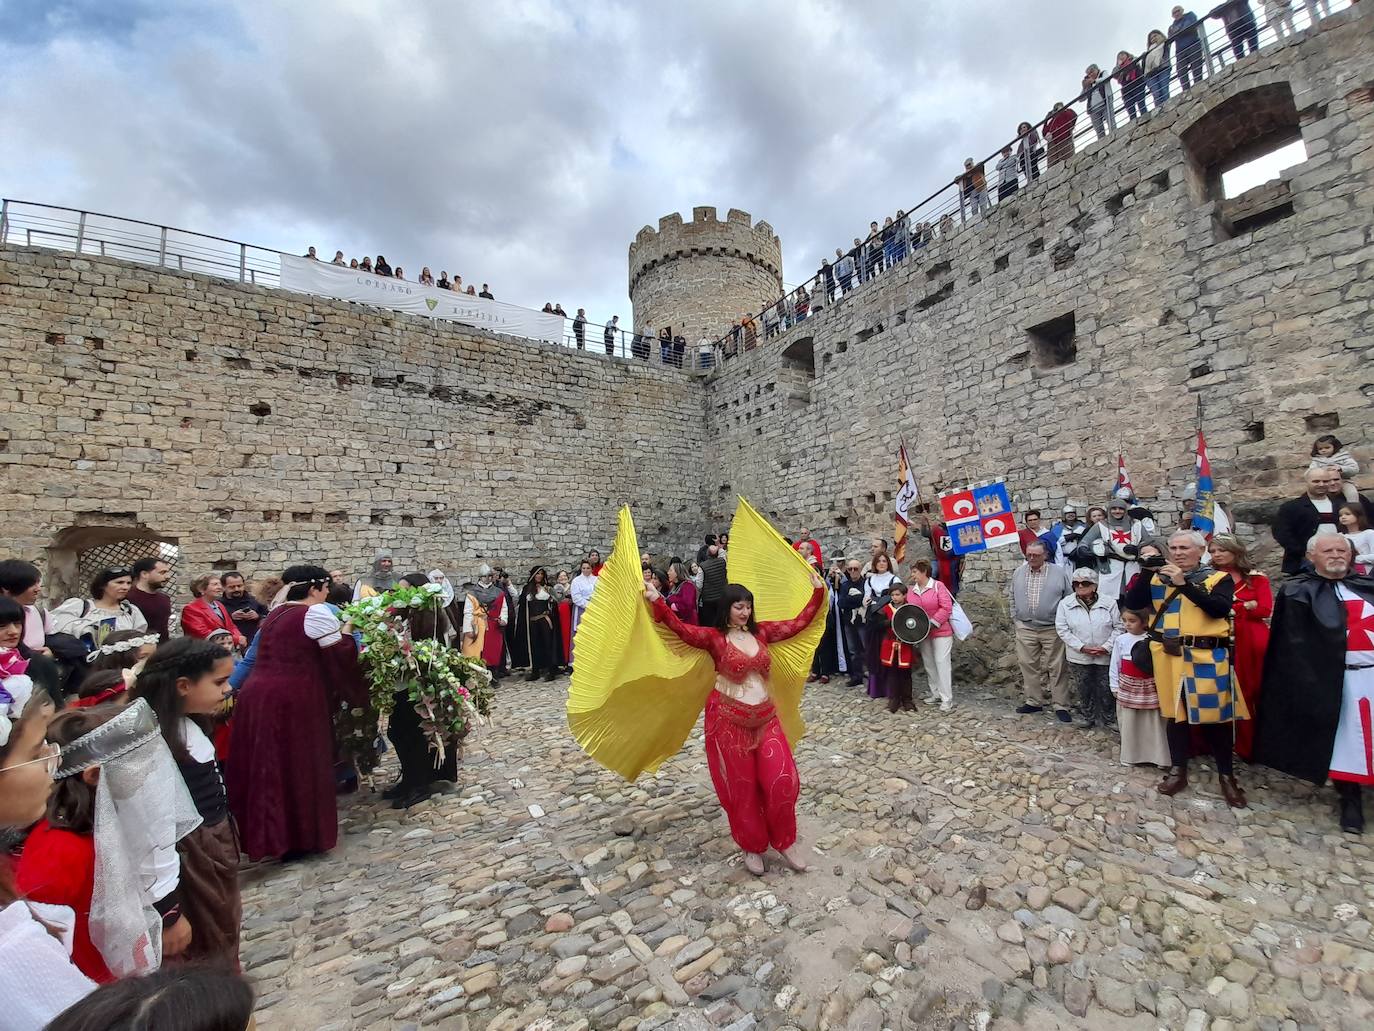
[628,206,783,344]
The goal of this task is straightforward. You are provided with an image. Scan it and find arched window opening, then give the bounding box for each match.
[46,524,179,602]
[1181,82,1303,200]
[1180,83,1305,238]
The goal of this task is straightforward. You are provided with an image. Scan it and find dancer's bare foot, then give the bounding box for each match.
[778,844,809,872]
[743,851,765,876]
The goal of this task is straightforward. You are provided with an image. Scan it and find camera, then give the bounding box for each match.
[1139,552,1166,570]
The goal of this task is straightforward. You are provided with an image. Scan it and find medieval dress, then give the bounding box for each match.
[1229,571,1273,761]
[511,581,564,678]
[224,603,366,860]
[872,599,915,711]
[554,581,574,663]
[811,574,848,679]
[1254,573,1374,787]
[463,580,509,675]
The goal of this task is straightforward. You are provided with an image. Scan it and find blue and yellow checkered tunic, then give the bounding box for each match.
[1148,571,1249,725]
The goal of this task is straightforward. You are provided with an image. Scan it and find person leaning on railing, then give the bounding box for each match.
[1143,30,1173,110]
[1043,102,1079,166]
[863,222,884,281]
[995,146,1020,202]
[1083,64,1115,139]
[834,247,855,295]
[1016,121,1043,182]
[1168,6,1209,90]
[1214,0,1261,60]
[1115,50,1149,120]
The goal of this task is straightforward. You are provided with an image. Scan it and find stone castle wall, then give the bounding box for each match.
[1,247,708,596]
[699,9,1374,680]
[628,207,783,344]
[2,7,1369,647]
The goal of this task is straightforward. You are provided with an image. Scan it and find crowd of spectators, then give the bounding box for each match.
[1,431,1370,1031]
[302,245,494,299]
[717,1,1347,359]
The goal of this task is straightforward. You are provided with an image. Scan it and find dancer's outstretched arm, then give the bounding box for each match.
[759,575,826,643]
[646,585,717,652]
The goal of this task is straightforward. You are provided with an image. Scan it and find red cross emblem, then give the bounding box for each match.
[1346,596,1374,651]
[1111,529,1131,545]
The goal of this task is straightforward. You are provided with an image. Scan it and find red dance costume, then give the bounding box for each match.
[1231,572,1273,760]
[653,588,824,855]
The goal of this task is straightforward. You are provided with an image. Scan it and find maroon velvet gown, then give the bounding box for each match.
[225,604,365,860]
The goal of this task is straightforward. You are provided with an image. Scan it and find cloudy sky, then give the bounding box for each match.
[0,0,1315,331]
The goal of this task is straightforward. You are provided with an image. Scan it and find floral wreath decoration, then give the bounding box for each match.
[341,583,494,766]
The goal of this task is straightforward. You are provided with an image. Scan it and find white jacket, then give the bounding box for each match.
[1054,594,1122,666]
[48,598,147,642]
[570,573,598,609]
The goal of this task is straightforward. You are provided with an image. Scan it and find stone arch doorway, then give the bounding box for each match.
[46,524,179,602]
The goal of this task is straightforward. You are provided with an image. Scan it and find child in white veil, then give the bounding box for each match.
[15,699,201,981]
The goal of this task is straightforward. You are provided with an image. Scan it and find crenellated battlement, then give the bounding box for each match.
[628,207,783,297]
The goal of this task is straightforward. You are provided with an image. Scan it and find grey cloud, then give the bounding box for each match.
[1,0,1168,327]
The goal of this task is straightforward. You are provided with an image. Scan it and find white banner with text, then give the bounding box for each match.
[279,255,564,344]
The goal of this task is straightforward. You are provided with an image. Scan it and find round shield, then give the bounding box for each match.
[891,603,931,645]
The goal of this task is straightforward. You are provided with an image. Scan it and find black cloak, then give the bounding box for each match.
[1253,571,1374,785]
[509,570,565,672]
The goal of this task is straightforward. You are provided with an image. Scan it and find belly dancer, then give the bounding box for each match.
[645,572,825,875]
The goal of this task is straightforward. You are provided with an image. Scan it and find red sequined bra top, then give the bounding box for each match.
[652,587,825,684]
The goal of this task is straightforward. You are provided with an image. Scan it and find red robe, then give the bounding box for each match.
[480,593,507,668]
[224,605,364,860]
[1231,572,1273,760]
[879,603,915,669]
[558,598,573,660]
[15,822,112,983]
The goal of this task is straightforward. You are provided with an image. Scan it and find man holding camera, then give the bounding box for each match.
[1124,529,1249,807]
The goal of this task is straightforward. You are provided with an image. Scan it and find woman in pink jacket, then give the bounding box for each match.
[906,559,956,711]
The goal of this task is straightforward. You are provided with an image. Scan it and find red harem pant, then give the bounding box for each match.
[704,692,800,854]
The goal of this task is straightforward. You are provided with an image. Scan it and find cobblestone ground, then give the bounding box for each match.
[242,677,1374,1031]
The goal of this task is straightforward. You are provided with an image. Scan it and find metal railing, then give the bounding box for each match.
[711,0,1353,359]
[0,199,717,373]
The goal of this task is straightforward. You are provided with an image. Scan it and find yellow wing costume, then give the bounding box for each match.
[724,497,830,748]
[567,498,827,781]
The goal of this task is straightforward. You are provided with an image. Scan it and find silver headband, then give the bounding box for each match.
[55,697,162,778]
